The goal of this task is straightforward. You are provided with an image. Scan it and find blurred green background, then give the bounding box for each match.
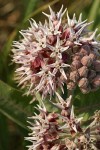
[0,0,100,149]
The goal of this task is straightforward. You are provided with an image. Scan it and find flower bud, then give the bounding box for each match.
[71,60,82,70]
[81,56,92,67]
[73,54,82,61]
[70,71,79,82]
[67,82,76,90]
[79,45,90,56]
[80,87,90,94]
[78,66,88,77]
[78,78,89,88]
[93,60,100,72]
[88,70,96,80]
[89,52,96,61]
[91,75,100,88]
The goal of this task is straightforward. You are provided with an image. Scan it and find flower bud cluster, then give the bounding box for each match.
[26,95,100,150]
[67,44,100,93]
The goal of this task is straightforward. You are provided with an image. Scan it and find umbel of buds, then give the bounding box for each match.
[67,44,100,93]
[26,95,100,150]
[12,5,100,98]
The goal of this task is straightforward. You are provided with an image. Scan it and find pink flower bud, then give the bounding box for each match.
[92,75,100,88]
[78,78,89,88]
[71,60,82,70]
[70,71,79,82]
[81,56,92,67]
[78,66,88,77]
[89,52,96,61]
[93,60,100,72]
[79,45,90,56]
[67,82,76,90]
[80,87,90,94]
[88,70,96,80]
[73,54,82,61]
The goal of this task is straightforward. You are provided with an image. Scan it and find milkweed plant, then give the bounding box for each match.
[12,5,100,150]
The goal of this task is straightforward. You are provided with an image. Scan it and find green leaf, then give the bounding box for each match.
[24,0,61,22]
[24,0,40,20]
[88,0,100,29]
[0,80,36,130]
[0,114,9,150]
[74,88,100,115]
[0,30,17,80]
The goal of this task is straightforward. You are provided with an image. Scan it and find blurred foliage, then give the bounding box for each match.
[0,0,100,149]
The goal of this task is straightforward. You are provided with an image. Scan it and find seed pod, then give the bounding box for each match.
[93,60,100,72]
[79,45,90,56]
[81,56,92,67]
[78,66,88,77]
[70,71,79,82]
[67,82,76,90]
[71,60,82,70]
[91,75,100,88]
[78,78,89,88]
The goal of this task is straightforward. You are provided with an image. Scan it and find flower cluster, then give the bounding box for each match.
[26,95,100,150]
[12,6,100,98]
[12,5,100,150]
[25,100,66,150]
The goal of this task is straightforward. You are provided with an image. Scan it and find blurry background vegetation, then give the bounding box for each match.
[0,0,100,149]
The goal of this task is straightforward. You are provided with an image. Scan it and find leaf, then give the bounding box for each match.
[0,80,36,130]
[74,88,100,115]
[0,30,17,80]
[0,114,9,150]
[88,0,100,30]
[23,0,41,22]
[24,0,60,22]
[67,0,92,16]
